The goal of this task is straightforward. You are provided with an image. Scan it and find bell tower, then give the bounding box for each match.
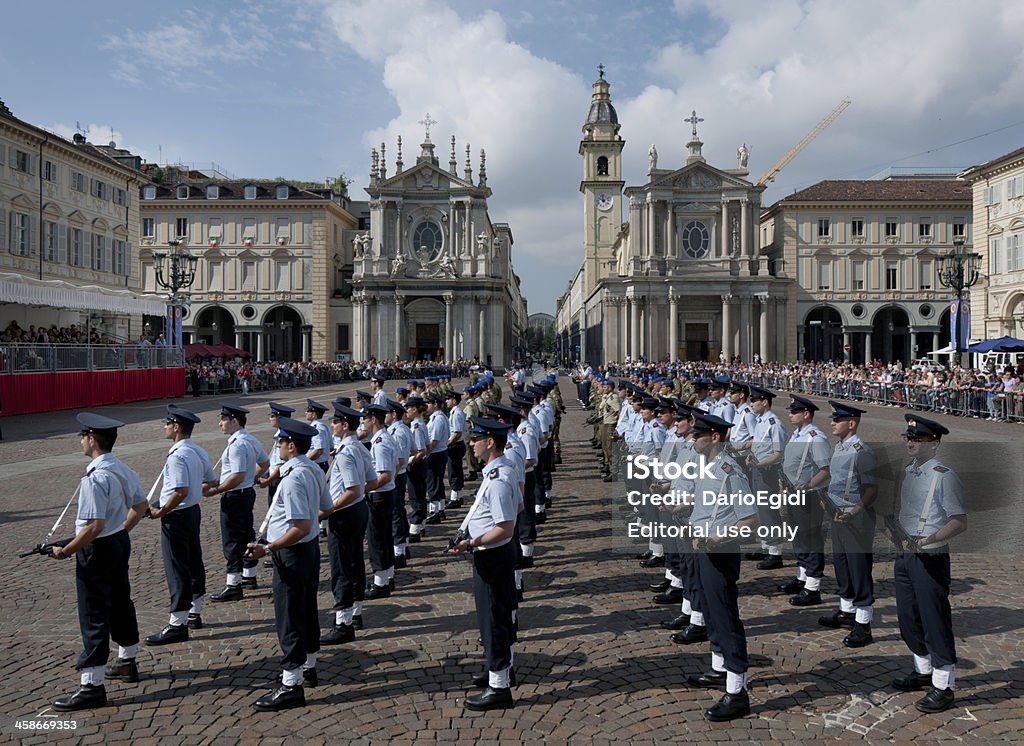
[580,65,625,295]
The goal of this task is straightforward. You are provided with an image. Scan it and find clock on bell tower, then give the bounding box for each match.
[580,65,625,295]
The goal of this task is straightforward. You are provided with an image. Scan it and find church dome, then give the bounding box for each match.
[586,71,618,125]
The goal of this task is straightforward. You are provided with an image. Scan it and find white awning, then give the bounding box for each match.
[0,272,167,316]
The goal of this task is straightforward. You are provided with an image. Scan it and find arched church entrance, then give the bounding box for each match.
[405,297,446,361]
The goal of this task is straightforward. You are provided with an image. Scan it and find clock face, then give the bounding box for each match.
[595,193,614,211]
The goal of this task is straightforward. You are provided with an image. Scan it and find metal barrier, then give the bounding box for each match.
[0,344,184,373]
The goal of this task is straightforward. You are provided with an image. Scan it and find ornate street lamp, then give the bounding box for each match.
[152,239,198,349]
[936,237,980,367]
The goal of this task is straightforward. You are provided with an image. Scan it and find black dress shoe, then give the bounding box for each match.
[661,614,689,630]
[639,555,666,568]
[672,624,708,644]
[818,610,856,629]
[53,684,107,711]
[756,555,784,570]
[519,556,534,569]
[704,690,750,721]
[303,668,318,687]
[105,658,139,683]
[352,614,363,630]
[517,587,524,603]
[322,623,355,644]
[777,578,804,595]
[915,687,955,713]
[464,686,514,711]
[893,671,933,692]
[388,578,396,591]
[789,589,822,606]
[365,583,391,599]
[187,613,203,630]
[686,670,726,688]
[408,533,422,543]
[843,622,873,648]
[636,550,653,561]
[535,512,547,524]
[602,474,613,482]
[654,588,684,605]
[145,624,188,646]
[649,578,671,592]
[253,684,305,711]
[395,555,408,569]
[211,584,243,602]
[745,552,766,561]
[241,577,258,589]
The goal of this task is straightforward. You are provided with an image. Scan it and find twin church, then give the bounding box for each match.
[557,69,793,364]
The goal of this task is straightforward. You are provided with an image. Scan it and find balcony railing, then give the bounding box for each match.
[0,344,184,374]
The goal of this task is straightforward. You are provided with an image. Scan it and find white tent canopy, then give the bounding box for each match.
[0,272,166,316]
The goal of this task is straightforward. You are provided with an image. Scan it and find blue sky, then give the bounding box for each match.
[4,0,1024,313]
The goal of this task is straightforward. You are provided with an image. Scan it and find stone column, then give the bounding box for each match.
[931,331,938,354]
[668,208,677,259]
[352,299,361,360]
[758,294,770,361]
[865,331,873,364]
[910,328,918,358]
[669,291,679,362]
[235,331,243,349]
[257,330,265,361]
[721,294,733,360]
[394,295,404,358]
[647,199,657,256]
[843,330,851,361]
[741,198,750,264]
[302,330,309,362]
[478,297,488,361]
[445,294,454,361]
[630,297,640,360]
[797,328,805,361]
[364,296,374,360]
[739,295,751,361]
[720,198,729,258]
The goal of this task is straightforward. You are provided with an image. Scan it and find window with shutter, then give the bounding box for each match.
[103,235,113,272]
[0,211,6,251]
[57,224,67,263]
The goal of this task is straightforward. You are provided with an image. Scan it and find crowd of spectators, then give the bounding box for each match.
[591,357,1024,422]
[1,321,118,346]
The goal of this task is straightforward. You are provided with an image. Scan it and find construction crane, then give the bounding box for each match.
[756,98,851,187]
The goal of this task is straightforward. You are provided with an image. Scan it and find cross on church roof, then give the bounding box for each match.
[418,112,437,141]
[597,63,605,80]
[684,109,704,137]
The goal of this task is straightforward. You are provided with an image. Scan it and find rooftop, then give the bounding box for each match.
[779,179,971,204]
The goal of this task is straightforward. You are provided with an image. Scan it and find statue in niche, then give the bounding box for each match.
[476,232,489,257]
[390,252,407,278]
[362,233,375,258]
[737,143,749,168]
[352,235,364,259]
[648,144,658,172]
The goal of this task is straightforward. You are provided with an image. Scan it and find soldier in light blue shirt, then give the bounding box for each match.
[819,401,878,650]
[447,418,519,712]
[405,397,431,540]
[889,415,967,714]
[744,386,787,569]
[362,404,398,598]
[446,390,468,507]
[145,405,215,647]
[386,400,413,566]
[425,393,451,521]
[303,399,332,472]
[246,417,331,711]
[49,414,148,712]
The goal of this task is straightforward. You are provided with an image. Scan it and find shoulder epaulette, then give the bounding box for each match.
[488,468,499,479]
[852,442,863,451]
[934,465,949,473]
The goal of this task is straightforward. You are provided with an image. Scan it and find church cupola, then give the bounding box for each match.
[583,64,620,139]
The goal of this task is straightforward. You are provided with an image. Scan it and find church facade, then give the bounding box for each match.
[556,72,794,365]
[340,123,527,365]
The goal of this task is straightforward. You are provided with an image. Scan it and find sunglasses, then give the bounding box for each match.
[276,437,293,444]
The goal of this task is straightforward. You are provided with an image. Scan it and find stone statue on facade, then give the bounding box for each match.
[648,144,658,172]
[476,232,489,257]
[352,235,364,259]
[390,252,407,278]
[737,143,749,168]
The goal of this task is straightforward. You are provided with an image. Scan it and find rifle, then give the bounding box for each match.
[19,536,73,558]
[21,484,80,557]
[884,514,916,552]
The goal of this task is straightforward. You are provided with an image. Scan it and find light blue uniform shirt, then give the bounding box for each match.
[827,434,877,510]
[410,418,429,452]
[328,434,374,506]
[427,410,450,454]
[159,439,214,510]
[368,428,397,492]
[750,411,786,462]
[783,423,832,486]
[77,453,143,537]
[448,405,467,444]
[267,456,332,544]
[503,432,527,492]
[730,403,757,445]
[466,455,518,549]
[515,420,539,471]
[388,421,412,475]
[689,450,755,537]
[307,419,332,465]
[220,429,264,489]
[899,457,966,540]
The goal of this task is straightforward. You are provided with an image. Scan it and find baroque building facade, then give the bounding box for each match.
[557,72,792,364]
[0,97,161,337]
[139,175,356,360]
[343,126,527,364]
[760,179,971,364]
[960,147,1024,341]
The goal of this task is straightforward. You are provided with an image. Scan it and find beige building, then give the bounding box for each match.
[0,97,161,336]
[557,71,791,364]
[960,148,1024,341]
[760,178,971,364]
[348,126,527,364]
[139,174,357,360]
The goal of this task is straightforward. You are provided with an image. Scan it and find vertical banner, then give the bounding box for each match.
[950,300,971,351]
[173,305,183,349]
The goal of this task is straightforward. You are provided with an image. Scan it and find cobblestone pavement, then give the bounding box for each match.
[1,382,1022,743]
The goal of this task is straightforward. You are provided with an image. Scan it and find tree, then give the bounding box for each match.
[543,324,555,354]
